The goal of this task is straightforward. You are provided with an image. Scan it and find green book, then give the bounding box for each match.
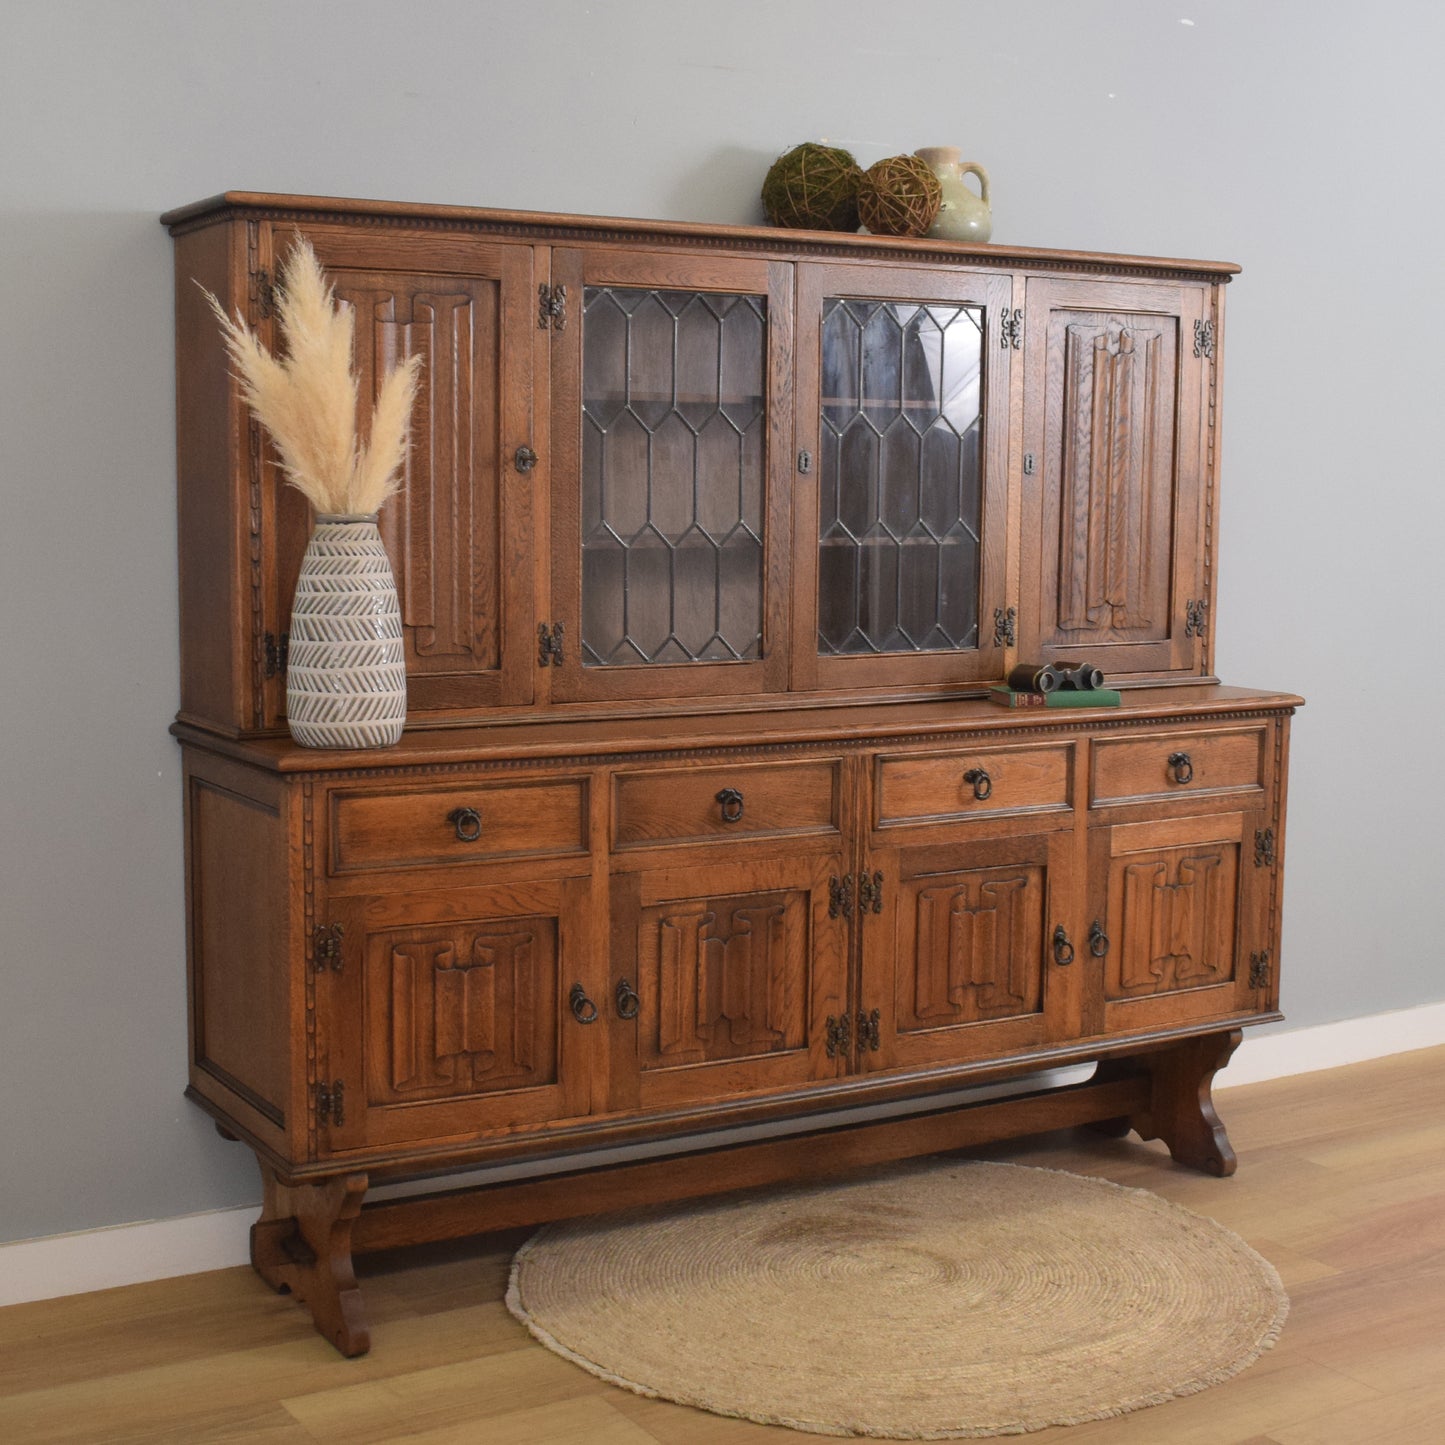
[988,686,1122,709]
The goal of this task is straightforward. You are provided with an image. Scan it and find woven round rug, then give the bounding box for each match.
[506,1159,1288,1439]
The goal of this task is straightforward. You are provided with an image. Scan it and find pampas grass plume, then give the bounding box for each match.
[202,239,421,516]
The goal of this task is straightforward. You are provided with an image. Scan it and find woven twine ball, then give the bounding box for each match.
[857,154,943,237]
[761,143,863,232]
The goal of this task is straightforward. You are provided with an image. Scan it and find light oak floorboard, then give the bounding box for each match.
[1,1045,1441,1444]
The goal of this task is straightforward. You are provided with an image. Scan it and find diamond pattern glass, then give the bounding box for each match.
[581,287,766,667]
[818,299,984,655]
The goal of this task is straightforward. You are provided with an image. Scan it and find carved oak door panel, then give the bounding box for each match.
[858,832,1079,1074]
[606,854,849,1110]
[320,877,596,1154]
[1090,811,1264,1036]
[1021,278,1210,679]
[260,226,538,727]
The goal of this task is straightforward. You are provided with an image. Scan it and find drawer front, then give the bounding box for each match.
[1091,727,1265,806]
[875,745,1073,826]
[330,778,589,873]
[613,760,840,848]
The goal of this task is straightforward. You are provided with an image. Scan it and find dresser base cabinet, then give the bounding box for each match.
[179,689,1294,1355]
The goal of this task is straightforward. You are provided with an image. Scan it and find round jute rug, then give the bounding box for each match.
[505,1160,1288,1439]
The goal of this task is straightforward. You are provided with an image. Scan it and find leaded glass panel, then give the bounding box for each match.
[817,298,984,656]
[581,287,766,667]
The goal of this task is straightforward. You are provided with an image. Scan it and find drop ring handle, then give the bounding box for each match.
[717,788,745,823]
[1088,920,1110,958]
[963,767,993,801]
[1167,752,1194,785]
[569,983,599,1025]
[1052,924,1076,966]
[615,977,641,1020]
[447,806,483,842]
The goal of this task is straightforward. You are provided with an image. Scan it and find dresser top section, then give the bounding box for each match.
[160,191,1241,283]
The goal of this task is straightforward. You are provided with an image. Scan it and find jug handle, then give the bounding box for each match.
[959,162,990,204]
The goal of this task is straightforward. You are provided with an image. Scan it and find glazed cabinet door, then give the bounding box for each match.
[856,830,1080,1074]
[1020,277,1212,681]
[605,852,851,1112]
[792,263,1013,692]
[315,875,599,1156]
[1086,809,1269,1037]
[548,248,792,703]
[256,225,539,727]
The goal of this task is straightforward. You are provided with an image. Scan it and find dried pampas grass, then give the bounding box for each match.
[203,239,421,516]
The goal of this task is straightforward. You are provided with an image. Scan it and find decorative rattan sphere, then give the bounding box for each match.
[857,155,943,238]
[761,143,863,232]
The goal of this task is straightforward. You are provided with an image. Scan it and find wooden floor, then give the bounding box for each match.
[2,1045,1442,1445]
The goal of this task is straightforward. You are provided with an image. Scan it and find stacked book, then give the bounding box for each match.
[988,685,1121,709]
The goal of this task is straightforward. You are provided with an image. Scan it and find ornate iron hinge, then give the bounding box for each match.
[856,1008,881,1052]
[828,874,853,919]
[1254,828,1277,869]
[1194,317,1216,359]
[993,606,1017,648]
[538,622,565,667]
[825,1012,852,1059]
[1185,598,1209,638]
[1000,308,1024,350]
[313,923,344,973]
[263,631,289,679]
[538,283,567,331]
[1249,951,1271,990]
[856,870,884,914]
[253,266,284,320]
[315,1079,345,1128]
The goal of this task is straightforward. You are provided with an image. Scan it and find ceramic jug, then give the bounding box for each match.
[914,147,992,243]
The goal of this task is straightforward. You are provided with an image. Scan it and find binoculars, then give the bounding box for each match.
[1008,661,1106,693]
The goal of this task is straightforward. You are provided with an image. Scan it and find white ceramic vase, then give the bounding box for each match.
[286,515,407,749]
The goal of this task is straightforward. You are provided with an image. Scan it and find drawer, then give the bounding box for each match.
[613,760,840,848]
[875,744,1073,827]
[329,778,589,873]
[1090,727,1265,806]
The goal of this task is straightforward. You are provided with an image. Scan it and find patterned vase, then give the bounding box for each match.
[286,515,408,748]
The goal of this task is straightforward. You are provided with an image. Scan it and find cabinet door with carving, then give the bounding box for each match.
[605,853,850,1112]
[1020,277,1213,680]
[316,876,599,1156]
[1087,809,1268,1039]
[856,831,1080,1075]
[258,225,538,727]
[792,263,1013,692]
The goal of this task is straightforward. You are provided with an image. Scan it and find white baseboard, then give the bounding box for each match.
[4,1000,1443,1310]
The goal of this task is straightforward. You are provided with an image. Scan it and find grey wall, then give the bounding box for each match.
[2,0,1440,1244]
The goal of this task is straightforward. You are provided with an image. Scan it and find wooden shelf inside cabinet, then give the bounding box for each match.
[166,192,1293,1357]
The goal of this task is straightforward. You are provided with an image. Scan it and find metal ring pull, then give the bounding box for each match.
[963,767,993,801]
[716,787,745,823]
[1167,751,1194,785]
[615,977,640,1020]
[569,983,599,1025]
[1088,920,1110,957]
[447,806,482,842]
[1052,924,1076,966]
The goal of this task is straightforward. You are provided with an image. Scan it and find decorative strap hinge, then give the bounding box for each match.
[1194,317,1216,359]
[315,1079,345,1128]
[313,922,344,972]
[856,870,884,914]
[828,874,853,919]
[253,266,284,320]
[263,631,289,678]
[538,622,565,666]
[825,1012,852,1059]
[1000,307,1024,350]
[538,282,567,331]
[1185,598,1209,638]
[1254,827,1277,869]
[993,606,1017,648]
[1249,951,1271,990]
[856,1007,881,1052]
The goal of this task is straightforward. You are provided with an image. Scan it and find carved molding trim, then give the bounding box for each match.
[246,225,267,731]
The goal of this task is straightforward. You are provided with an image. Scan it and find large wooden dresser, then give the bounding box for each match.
[164,192,1299,1355]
